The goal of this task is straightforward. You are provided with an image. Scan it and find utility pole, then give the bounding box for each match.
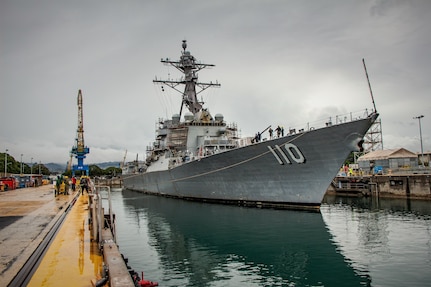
[5,149,8,177]
[414,115,425,167]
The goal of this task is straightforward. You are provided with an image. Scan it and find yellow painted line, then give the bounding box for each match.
[27,194,104,286]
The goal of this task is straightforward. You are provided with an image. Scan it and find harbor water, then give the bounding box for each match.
[110,189,431,287]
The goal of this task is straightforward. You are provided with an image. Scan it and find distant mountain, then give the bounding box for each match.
[44,162,121,173]
[45,163,66,173]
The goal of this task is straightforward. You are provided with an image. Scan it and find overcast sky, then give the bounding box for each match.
[1,0,430,165]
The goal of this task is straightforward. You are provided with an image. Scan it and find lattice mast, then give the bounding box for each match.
[153,40,220,118]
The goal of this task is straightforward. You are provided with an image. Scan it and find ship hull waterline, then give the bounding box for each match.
[123,114,377,210]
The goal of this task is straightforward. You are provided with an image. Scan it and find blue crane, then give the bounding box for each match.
[71,90,90,176]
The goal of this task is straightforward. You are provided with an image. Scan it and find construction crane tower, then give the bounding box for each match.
[120,150,127,169]
[71,89,90,176]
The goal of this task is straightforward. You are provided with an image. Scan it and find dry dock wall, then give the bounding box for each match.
[329,174,431,199]
[370,174,431,198]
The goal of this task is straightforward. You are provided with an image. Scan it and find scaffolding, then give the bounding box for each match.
[363,118,383,152]
[354,118,383,163]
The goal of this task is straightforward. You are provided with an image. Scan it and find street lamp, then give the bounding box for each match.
[5,149,8,177]
[414,115,425,167]
[31,157,33,175]
[20,154,23,174]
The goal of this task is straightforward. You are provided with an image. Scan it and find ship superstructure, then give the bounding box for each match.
[123,41,378,210]
[146,40,239,171]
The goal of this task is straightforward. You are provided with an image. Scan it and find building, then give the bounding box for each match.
[357,148,419,175]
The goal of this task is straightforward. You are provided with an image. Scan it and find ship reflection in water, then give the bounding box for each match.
[112,190,377,286]
[321,195,431,287]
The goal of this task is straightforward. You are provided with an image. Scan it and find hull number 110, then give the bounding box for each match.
[267,143,306,165]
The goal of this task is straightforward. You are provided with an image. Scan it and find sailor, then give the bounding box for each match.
[254,132,261,143]
[276,126,281,138]
[269,128,273,139]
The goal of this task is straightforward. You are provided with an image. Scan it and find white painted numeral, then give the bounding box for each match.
[268,143,306,165]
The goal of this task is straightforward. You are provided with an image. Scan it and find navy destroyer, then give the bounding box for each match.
[122,40,378,210]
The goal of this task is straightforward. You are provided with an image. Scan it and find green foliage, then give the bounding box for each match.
[1,153,50,175]
[88,165,122,177]
[89,165,104,176]
[61,164,122,177]
[63,170,73,177]
[1,153,122,177]
[104,166,122,176]
[33,164,50,175]
[344,152,355,165]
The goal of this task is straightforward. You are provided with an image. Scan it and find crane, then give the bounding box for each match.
[66,153,73,172]
[120,150,127,169]
[70,89,90,176]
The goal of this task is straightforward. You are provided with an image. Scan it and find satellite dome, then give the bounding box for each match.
[215,113,224,122]
[184,112,194,122]
[172,114,180,123]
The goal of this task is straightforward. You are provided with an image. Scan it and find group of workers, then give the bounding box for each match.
[54,175,90,196]
[269,126,285,139]
[253,125,285,143]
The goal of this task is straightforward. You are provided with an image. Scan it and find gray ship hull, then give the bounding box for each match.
[123,114,377,210]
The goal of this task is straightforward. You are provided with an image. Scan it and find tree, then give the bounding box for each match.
[1,153,50,175]
[105,166,122,177]
[344,151,355,166]
[33,164,50,175]
[89,165,103,177]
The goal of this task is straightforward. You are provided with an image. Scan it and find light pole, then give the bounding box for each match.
[31,157,33,175]
[20,154,23,174]
[39,161,41,175]
[5,149,8,177]
[414,115,425,167]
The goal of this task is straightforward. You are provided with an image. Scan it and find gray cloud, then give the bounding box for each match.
[1,0,430,164]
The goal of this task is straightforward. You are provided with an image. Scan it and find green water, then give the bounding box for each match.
[110,190,431,286]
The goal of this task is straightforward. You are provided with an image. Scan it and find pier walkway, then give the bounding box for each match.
[27,191,104,286]
[0,184,103,286]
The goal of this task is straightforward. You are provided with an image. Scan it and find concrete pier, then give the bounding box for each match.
[27,192,104,286]
[0,183,138,286]
[93,177,122,188]
[0,184,79,285]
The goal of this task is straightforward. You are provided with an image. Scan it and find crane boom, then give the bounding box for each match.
[120,150,127,169]
[76,90,85,152]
